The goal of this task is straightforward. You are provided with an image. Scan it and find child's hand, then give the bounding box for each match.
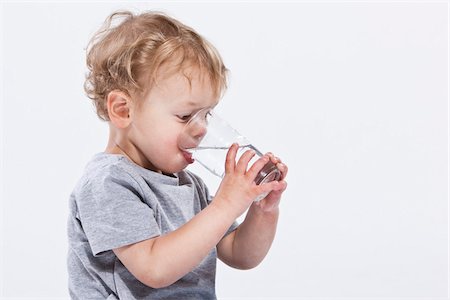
[253,153,288,212]
[213,143,282,219]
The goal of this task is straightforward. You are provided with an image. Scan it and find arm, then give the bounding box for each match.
[217,154,288,269]
[113,144,281,288]
[114,200,235,288]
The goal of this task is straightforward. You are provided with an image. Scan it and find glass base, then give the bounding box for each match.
[255,161,281,185]
[254,161,281,202]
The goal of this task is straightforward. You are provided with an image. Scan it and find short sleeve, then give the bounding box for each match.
[76,165,161,256]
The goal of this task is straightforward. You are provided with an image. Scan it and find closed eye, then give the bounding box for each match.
[177,114,192,122]
[177,109,212,123]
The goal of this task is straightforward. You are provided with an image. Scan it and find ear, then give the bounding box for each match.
[106,90,132,128]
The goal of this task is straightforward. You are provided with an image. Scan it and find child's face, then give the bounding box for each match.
[129,66,218,174]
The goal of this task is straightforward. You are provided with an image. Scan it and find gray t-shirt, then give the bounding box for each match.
[67,153,238,299]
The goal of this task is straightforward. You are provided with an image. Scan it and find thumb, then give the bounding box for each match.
[256,180,280,195]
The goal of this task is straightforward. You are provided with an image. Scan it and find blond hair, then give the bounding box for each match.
[84,10,228,121]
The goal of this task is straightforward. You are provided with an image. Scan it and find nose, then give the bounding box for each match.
[178,117,208,150]
[186,110,209,142]
[191,124,207,141]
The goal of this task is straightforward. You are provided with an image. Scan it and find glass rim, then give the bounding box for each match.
[184,107,214,127]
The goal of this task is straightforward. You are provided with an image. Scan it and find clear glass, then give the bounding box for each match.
[178,108,281,201]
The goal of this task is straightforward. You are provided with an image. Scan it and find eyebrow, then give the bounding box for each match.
[180,101,204,110]
[179,99,218,110]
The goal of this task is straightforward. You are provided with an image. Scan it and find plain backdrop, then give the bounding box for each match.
[0,1,448,299]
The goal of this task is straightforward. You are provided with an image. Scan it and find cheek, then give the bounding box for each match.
[153,128,187,172]
[154,124,182,150]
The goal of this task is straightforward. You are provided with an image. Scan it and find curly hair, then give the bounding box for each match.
[84,10,228,121]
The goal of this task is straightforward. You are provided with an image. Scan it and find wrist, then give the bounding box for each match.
[249,202,279,219]
[209,195,242,221]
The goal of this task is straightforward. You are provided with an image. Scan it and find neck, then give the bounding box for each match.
[105,125,161,173]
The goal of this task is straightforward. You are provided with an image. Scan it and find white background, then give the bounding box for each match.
[0,1,448,299]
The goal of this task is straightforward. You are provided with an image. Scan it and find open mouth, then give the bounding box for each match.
[181,150,194,164]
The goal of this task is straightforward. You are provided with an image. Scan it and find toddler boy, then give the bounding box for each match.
[67,10,288,299]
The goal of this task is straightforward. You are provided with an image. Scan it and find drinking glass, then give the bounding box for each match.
[178,108,281,201]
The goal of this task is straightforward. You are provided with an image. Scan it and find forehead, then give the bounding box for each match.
[150,63,218,108]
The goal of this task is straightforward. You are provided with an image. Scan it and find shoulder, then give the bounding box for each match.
[70,154,157,224]
[77,153,124,180]
[85,153,137,178]
[73,153,145,198]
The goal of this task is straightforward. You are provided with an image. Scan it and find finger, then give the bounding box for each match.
[265,152,282,165]
[246,154,270,180]
[235,149,256,174]
[266,152,274,162]
[265,153,286,180]
[275,180,288,192]
[255,179,281,196]
[276,162,288,180]
[258,180,287,201]
[270,154,280,164]
[224,143,238,174]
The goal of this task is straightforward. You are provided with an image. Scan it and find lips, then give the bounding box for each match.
[181,150,194,164]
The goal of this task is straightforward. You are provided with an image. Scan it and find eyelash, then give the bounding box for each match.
[177,111,212,122]
[177,114,192,122]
